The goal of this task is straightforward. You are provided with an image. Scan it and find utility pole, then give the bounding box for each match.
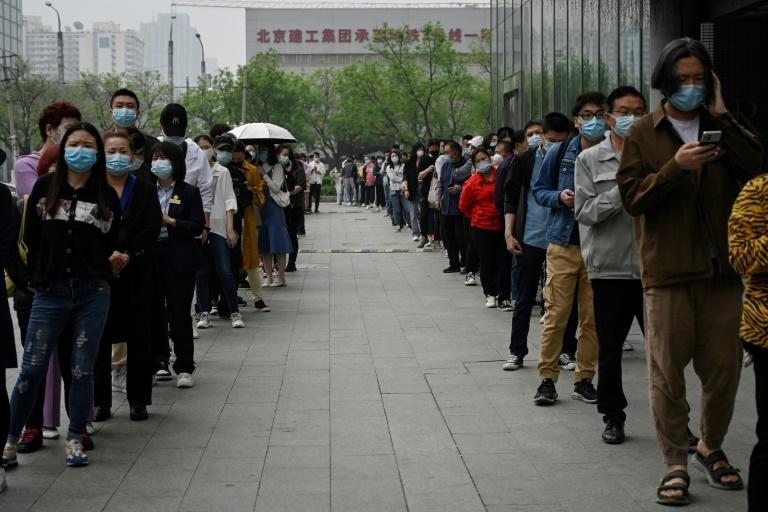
[195,33,206,88]
[240,65,248,124]
[1,53,19,182]
[168,14,176,101]
[44,2,65,96]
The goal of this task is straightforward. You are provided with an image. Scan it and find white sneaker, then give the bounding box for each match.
[412,235,420,242]
[484,296,497,308]
[231,312,245,328]
[42,427,59,440]
[196,312,211,329]
[558,353,576,371]
[85,422,95,435]
[502,354,523,371]
[622,340,634,352]
[177,373,194,388]
[111,366,127,394]
[269,279,286,287]
[539,312,546,324]
[465,272,477,286]
[424,240,434,248]
[193,323,199,339]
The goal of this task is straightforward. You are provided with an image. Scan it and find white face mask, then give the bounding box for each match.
[416,150,424,158]
[491,153,504,166]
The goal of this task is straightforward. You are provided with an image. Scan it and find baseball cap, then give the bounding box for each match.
[469,136,484,148]
[214,135,235,151]
[159,103,188,137]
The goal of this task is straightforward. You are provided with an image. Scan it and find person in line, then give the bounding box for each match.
[226,143,252,302]
[459,136,484,286]
[363,157,377,209]
[403,144,424,242]
[374,155,386,212]
[330,165,343,206]
[341,157,357,206]
[93,130,161,422]
[459,148,505,309]
[617,37,762,505]
[492,141,515,311]
[510,130,529,156]
[437,142,470,273]
[574,86,647,445]
[108,88,158,173]
[3,122,121,467]
[281,145,306,273]
[194,136,245,330]
[416,140,440,248]
[729,171,768,512]
[307,152,326,213]
[149,142,205,390]
[386,150,408,232]
[245,144,258,164]
[531,92,606,406]
[259,145,293,287]
[295,152,309,235]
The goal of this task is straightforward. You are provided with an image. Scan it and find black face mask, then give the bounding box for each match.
[230,160,243,168]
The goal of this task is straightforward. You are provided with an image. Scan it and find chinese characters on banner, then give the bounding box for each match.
[255,27,489,44]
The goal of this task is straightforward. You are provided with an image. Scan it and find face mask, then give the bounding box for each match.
[476,161,492,174]
[669,84,705,112]
[127,158,144,172]
[216,151,232,166]
[365,159,371,164]
[377,159,383,164]
[203,148,214,161]
[246,151,254,160]
[462,148,472,158]
[314,157,320,162]
[543,140,557,152]
[490,141,498,148]
[151,159,173,180]
[64,147,98,172]
[416,150,424,158]
[391,156,400,164]
[527,134,543,148]
[491,153,504,166]
[50,126,66,145]
[579,117,607,141]
[164,135,185,145]
[279,155,290,166]
[112,108,137,128]
[106,153,133,175]
[611,115,637,138]
[259,150,268,162]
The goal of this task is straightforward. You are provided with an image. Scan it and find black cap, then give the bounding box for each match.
[160,103,188,137]
[213,135,234,151]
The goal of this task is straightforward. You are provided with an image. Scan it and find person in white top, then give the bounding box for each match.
[307,152,326,213]
[386,149,408,231]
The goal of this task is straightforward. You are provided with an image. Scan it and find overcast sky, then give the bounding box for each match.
[23,1,487,71]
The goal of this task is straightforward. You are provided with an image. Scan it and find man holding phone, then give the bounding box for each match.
[617,38,763,506]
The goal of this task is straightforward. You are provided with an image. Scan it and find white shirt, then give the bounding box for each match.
[158,136,214,213]
[668,115,700,144]
[308,160,326,185]
[386,163,405,191]
[209,163,238,239]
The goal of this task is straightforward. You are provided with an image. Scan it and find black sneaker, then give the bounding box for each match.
[155,362,172,381]
[443,266,461,273]
[81,433,94,451]
[534,379,557,405]
[254,299,271,312]
[130,405,149,421]
[572,378,598,404]
[286,262,297,272]
[94,406,111,422]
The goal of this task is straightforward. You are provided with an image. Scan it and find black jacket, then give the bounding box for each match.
[0,184,18,368]
[116,176,162,260]
[160,180,205,274]
[503,147,538,241]
[494,154,515,220]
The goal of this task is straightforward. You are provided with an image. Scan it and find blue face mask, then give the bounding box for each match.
[106,153,133,175]
[64,147,98,173]
[164,135,185,146]
[669,85,705,113]
[216,151,232,166]
[112,108,137,128]
[279,155,290,166]
[249,151,257,160]
[527,134,543,148]
[126,158,144,172]
[259,150,268,162]
[612,115,637,139]
[476,161,492,174]
[579,117,607,141]
[151,159,173,180]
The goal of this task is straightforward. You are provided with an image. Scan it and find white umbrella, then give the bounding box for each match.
[228,123,297,144]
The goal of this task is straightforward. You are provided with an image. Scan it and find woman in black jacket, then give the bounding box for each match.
[149,142,205,390]
[92,130,161,421]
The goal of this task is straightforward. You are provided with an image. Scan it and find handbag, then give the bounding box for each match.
[5,195,29,297]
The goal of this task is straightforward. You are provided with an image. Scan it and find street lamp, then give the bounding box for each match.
[168,14,176,100]
[195,33,206,87]
[44,1,64,95]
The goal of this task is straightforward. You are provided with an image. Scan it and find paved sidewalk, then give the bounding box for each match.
[4,204,756,511]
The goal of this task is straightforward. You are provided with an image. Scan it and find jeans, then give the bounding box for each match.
[8,278,110,442]
[390,190,408,227]
[310,183,321,211]
[749,346,768,512]
[211,233,240,313]
[508,244,546,358]
[591,279,645,423]
[408,200,421,237]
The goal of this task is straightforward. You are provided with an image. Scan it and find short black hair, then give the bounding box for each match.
[152,141,186,183]
[233,141,247,154]
[651,37,714,104]
[209,123,232,140]
[607,86,647,112]
[110,88,140,110]
[510,130,527,146]
[462,134,473,142]
[543,112,572,134]
[194,134,213,146]
[496,140,513,154]
[427,139,441,148]
[524,120,544,132]
[125,127,146,152]
[571,91,607,117]
[446,141,463,153]
[496,126,514,140]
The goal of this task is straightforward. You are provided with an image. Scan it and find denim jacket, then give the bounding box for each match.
[532,136,584,245]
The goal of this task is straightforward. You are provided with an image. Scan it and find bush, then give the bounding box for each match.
[321,174,336,196]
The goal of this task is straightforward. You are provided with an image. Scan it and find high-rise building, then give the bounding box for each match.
[0,0,22,58]
[22,15,81,83]
[140,13,202,89]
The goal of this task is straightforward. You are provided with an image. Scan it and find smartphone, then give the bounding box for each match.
[700,131,722,144]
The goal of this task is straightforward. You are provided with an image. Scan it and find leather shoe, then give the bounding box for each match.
[443,266,461,273]
[94,406,111,422]
[130,405,149,421]
[602,418,625,444]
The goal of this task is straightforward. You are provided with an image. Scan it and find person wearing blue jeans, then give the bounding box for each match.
[4,122,120,467]
[386,150,408,230]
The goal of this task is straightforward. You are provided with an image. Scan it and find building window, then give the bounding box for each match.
[583,0,599,91]
[600,0,619,92]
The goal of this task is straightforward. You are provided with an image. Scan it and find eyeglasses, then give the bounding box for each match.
[577,111,605,121]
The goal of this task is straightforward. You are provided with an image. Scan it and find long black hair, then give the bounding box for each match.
[651,37,715,105]
[151,141,187,183]
[46,121,112,220]
[387,149,402,168]
[275,143,297,168]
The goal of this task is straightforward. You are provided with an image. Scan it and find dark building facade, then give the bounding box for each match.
[490,0,768,148]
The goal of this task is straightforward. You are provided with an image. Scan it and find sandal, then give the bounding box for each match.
[691,449,744,490]
[656,470,690,506]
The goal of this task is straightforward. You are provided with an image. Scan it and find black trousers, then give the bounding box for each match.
[152,244,196,374]
[418,199,432,236]
[472,227,505,298]
[284,206,301,265]
[310,183,322,211]
[375,178,386,207]
[591,279,645,422]
[498,250,513,303]
[364,185,375,205]
[509,244,547,358]
[462,216,479,273]
[748,345,768,511]
[441,214,465,269]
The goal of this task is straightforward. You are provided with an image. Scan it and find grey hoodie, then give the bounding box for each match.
[574,136,640,280]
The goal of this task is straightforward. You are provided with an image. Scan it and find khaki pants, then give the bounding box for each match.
[247,269,264,302]
[645,274,743,465]
[539,243,597,382]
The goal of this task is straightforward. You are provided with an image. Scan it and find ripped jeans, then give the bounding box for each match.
[8,278,110,443]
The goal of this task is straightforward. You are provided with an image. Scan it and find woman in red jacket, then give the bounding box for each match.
[459,147,504,308]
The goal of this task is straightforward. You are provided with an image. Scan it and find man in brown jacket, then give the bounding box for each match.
[617,38,763,506]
